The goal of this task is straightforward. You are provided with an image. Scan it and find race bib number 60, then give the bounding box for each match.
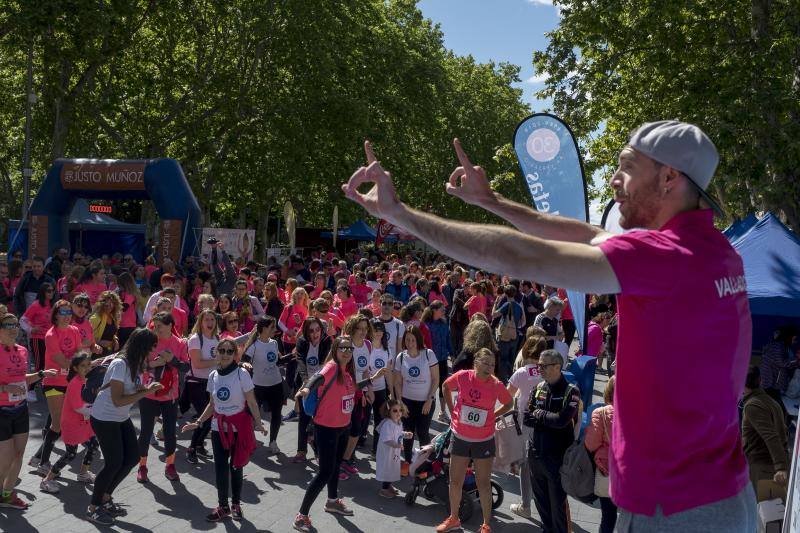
[459,404,488,427]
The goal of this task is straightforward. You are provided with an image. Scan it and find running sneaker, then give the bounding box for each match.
[378,488,395,499]
[437,411,450,423]
[338,470,349,481]
[435,515,462,532]
[164,464,180,481]
[0,492,30,510]
[39,478,60,494]
[324,498,354,516]
[196,446,212,459]
[293,513,313,532]
[27,456,40,468]
[340,460,358,475]
[101,499,127,517]
[268,441,280,454]
[36,462,52,477]
[509,503,531,519]
[86,506,115,526]
[291,452,307,463]
[77,471,96,484]
[186,449,199,464]
[230,503,243,521]
[282,411,298,422]
[137,465,149,483]
[206,505,231,522]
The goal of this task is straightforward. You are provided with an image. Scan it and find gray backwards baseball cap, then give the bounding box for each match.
[628,120,724,216]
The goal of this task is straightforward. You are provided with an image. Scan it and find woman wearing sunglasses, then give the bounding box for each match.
[71,293,102,355]
[181,338,266,522]
[0,313,56,510]
[292,335,387,532]
[437,348,514,533]
[30,300,83,474]
[291,317,331,463]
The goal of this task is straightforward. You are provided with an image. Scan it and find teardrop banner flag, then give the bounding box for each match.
[513,113,589,353]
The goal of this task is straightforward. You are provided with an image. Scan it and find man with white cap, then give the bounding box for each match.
[341,121,755,533]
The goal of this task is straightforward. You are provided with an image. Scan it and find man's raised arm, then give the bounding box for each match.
[342,141,620,296]
[447,139,611,246]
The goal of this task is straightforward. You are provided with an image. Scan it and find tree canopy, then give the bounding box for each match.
[0,0,530,246]
[534,0,800,230]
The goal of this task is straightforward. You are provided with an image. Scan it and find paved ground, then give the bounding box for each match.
[2,373,607,533]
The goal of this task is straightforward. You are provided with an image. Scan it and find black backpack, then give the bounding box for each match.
[81,355,116,404]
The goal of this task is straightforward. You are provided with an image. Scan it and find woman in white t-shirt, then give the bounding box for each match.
[182,338,265,523]
[506,335,546,519]
[241,316,292,454]
[393,324,439,466]
[185,309,220,463]
[87,328,163,526]
[368,318,393,456]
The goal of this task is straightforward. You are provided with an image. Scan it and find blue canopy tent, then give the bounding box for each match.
[723,213,758,241]
[320,219,377,241]
[729,213,800,348]
[8,199,146,262]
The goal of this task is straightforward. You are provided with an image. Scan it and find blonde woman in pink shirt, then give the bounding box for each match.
[585,376,617,533]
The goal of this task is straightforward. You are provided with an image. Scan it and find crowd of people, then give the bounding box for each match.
[0,242,617,532]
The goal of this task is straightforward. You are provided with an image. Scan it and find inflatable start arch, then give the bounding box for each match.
[28,158,201,261]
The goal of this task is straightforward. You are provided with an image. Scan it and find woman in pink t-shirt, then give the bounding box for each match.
[278,288,309,351]
[293,336,386,531]
[75,265,107,305]
[20,283,54,379]
[39,353,98,493]
[439,348,513,533]
[116,273,141,348]
[333,286,358,320]
[464,282,487,320]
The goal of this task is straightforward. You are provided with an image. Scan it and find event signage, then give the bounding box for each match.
[88,204,113,214]
[29,215,49,259]
[60,160,146,191]
[513,113,589,352]
[159,219,183,261]
[200,228,255,262]
[375,219,415,246]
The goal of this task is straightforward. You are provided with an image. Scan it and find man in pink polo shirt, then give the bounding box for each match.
[342,121,755,532]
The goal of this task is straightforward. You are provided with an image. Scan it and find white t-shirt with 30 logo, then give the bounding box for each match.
[207,367,254,432]
[245,338,282,387]
[369,347,391,392]
[395,349,438,402]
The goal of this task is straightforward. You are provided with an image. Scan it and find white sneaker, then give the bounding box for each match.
[40,478,60,494]
[510,503,531,518]
[27,391,37,402]
[268,441,280,454]
[77,471,96,484]
[36,462,52,477]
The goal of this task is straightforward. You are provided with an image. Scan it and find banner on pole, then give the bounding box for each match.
[513,113,589,352]
[200,228,255,262]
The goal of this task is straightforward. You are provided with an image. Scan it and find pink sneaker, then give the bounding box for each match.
[164,464,179,481]
[136,465,148,483]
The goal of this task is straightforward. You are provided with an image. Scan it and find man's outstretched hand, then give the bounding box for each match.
[342,140,404,223]
[445,138,495,207]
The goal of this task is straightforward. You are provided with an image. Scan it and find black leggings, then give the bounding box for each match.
[29,338,45,391]
[186,379,211,449]
[437,360,449,400]
[138,398,178,458]
[562,319,576,347]
[599,496,618,533]
[51,437,99,476]
[297,402,313,454]
[254,383,284,442]
[90,417,139,507]
[402,397,434,462]
[371,389,388,454]
[299,424,348,515]
[211,430,243,507]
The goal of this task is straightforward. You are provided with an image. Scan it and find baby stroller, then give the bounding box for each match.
[405,428,504,523]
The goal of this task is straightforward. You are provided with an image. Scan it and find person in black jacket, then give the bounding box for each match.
[524,349,581,533]
[13,257,55,313]
[291,317,332,463]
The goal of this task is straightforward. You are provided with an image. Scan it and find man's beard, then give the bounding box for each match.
[617,178,662,230]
